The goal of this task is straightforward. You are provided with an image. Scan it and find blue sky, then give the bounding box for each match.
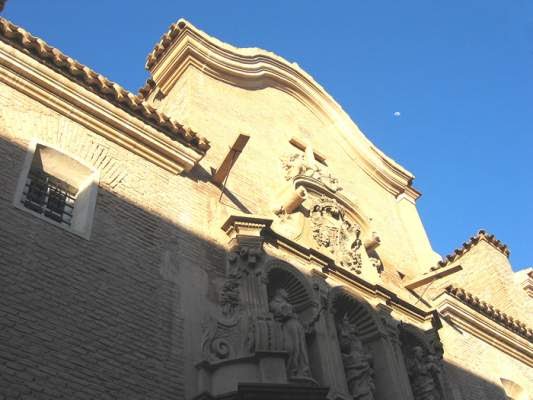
[3,1,532,270]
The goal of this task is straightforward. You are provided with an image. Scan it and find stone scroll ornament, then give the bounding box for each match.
[281,146,342,193]
[310,195,363,274]
[407,346,442,400]
[201,247,263,362]
[336,315,376,400]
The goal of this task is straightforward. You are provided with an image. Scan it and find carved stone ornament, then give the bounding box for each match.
[310,195,363,273]
[281,146,342,193]
[369,255,384,275]
[336,315,376,400]
[406,346,442,400]
[201,245,281,363]
[269,288,313,380]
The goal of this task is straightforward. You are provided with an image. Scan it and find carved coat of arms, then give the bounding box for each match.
[310,195,363,273]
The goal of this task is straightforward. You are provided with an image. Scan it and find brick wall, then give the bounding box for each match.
[440,322,532,399]
[424,241,531,321]
[0,80,223,399]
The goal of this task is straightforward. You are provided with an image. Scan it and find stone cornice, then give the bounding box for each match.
[519,270,533,298]
[431,230,510,270]
[222,214,436,326]
[443,286,532,340]
[0,17,209,156]
[0,18,207,174]
[146,19,420,200]
[435,291,533,367]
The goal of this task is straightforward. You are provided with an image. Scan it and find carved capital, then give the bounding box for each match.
[222,215,272,249]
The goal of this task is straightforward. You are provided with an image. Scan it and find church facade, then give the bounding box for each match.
[0,14,531,400]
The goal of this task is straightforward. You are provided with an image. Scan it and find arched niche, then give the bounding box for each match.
[328,286,416,400]
[399,323,449,400]
[264,260,317,315]
[263,260,322,383]
[327,287,387,400]
[328,286,384,340]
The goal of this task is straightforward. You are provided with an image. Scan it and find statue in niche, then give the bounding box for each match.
[269,288,312,380]
[311,196,363,273]
[336,315,375,400]
[408,346,442,400]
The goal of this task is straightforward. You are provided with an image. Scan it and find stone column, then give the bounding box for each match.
[373,305,415,400]
[310,271,352,400]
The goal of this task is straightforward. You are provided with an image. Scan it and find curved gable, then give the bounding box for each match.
[144,19,419,201]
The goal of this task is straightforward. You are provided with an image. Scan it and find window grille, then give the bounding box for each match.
[21,169,77,226]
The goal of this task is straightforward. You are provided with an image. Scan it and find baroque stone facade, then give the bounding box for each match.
[0,13,531,400]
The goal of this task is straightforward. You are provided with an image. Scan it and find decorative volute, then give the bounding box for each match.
[197,215,327,398]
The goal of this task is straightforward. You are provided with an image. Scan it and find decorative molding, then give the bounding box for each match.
[145,19,420,200]
[0,17,209,165]
[0,40,203,174]
[516,268,533,298]
[0,16,209,152]
[221,215,273,246]
[223,214,436,326]
[435,292,533,367]
[443,286,532,340]
[431,230,510,271]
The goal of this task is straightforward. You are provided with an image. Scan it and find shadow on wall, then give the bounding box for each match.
[0,134,524,400]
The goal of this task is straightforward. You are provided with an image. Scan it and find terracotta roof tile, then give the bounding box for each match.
[431,230,510,271]
[138,78,156,100]
[0,17,209,154]
[445,285,532,341]
[145,20,187,70]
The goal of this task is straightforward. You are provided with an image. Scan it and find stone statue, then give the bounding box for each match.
[269,288,312,380]
[281,146,342,193]
[408,346,441,400]
[336,315,375,400]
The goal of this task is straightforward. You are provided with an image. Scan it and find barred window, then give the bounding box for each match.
[14,142,99,239]
[22,169,77,225]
